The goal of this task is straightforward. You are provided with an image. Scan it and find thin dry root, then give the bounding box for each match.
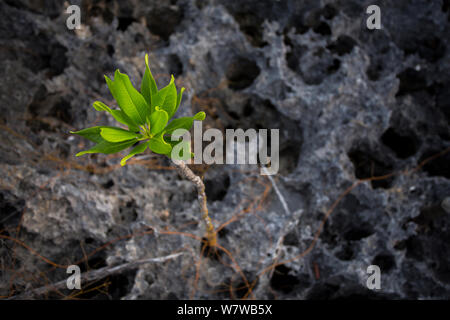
[172,159,217,247]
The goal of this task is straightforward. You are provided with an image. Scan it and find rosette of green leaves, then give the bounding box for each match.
[71,54,205,166]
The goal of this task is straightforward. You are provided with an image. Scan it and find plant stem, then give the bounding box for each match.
[172,159,217,247]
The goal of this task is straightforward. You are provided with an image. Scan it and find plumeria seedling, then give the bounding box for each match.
[71,54,206,166]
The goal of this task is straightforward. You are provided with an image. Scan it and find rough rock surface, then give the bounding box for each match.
[0,0,449,299]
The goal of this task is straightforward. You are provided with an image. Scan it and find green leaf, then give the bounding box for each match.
[172,87,185,117]
[111,111,140,132]
[72,55,209,164]
[70,127,104,143]
[163,117,192,135]
[105,70,150,125]
[163,111,206,135]
[120,142,148,166]
[193,111,206,121]
[118,71,151,120]
[140,54,158,107]
[75,139,137,156]
[152,75,177,117]
[150,107,169,135]
[100,127,139,142]
[93,100,111,112]
[93,101,139,132]
[148,133,172,155]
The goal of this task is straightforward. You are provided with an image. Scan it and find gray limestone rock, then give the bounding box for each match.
[0,0,449,299]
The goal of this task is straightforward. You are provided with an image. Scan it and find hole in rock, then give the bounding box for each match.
[419,149,450,179]
[335,243,355,261]
[117,17,136,31]
[226,57,260,90]
[168,54,183,76]
[313,22,331,35]
[321,4,337,20]
[327,35,356,56]
[381,127,420,159]
[270,265,299,294]
[396,68,427,96]
[348,145,394,189]
[146,6,183,41]
[204,172,230,202]
[372,253,396,272]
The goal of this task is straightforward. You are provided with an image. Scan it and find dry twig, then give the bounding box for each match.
[8,252,184,299]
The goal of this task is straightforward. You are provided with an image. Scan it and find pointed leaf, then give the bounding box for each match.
[93,100,111,112]
[152,75,177,116]
[148,134,172,155]
[75,139,136,156]
[163,117,192,135]
[140,54,158,107]
[120,142,148,166]
[110,110,140,132]
[105,70,149,125]
[100,127,139,142]
[93,101,139,131]
[150,107,169,135]
[151,88,166,114]
[70,127,104,143]
[163,112,206,134]
[172,87,185,117]
[119,71,151,117]
[193,111,206,121]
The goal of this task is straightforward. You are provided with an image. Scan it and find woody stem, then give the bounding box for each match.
[172,159,217,247]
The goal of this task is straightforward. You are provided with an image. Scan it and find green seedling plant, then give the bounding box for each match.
[71,54,217,247]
